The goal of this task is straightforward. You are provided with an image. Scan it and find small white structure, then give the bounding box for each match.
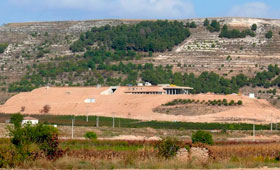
[145,82,152,86]
[249,93,255,99]
[137,83,143,86]
[22,116,39,125]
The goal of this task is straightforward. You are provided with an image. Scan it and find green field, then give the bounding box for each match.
[0,113,272,130]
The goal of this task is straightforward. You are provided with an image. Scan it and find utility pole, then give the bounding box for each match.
[253,124,255,142]
[276,117,278,130]
[86,105,89,122]
[72,116,75,139]
[113,116,115,128]
[253,113,256,142]
[271,113,273,131]
[96,116,99,127]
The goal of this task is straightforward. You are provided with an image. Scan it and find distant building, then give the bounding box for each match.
[22,116,39,125]
[145,82,152,86]
[125,85,193,95]
[249,93,255,99]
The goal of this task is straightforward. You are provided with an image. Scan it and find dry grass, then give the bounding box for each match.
[209,143,280,160]
[21,155,280,169]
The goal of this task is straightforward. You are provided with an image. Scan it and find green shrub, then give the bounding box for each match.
[192,130,214,145]
[251,24,257,31]
[84,132,97,139]
[0,44,8,54]
[229,100,235,106]
[5,121,62,167]
[157,137,180,159]
[10,113,23,128]
[265,30,273,39]
[237,100,243,105]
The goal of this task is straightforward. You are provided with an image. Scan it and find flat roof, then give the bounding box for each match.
[163,86,193,90]
[23,116,38,120]
[125,86,165,93]
[124,85,193,93]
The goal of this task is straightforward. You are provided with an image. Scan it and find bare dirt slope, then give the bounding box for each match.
[1,86,280,124]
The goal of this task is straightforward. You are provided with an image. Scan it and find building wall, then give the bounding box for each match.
[22,120,39,125]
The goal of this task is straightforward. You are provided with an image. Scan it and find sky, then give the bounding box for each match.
[0,0,279,24]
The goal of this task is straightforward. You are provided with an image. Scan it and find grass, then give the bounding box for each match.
[21,154,280,169]
[3,137,280,169]
[60,139,148,151]
[0,113,272,130]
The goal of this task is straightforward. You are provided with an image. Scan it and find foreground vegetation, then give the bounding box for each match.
[2,137,280,169]
[1,114,280,168]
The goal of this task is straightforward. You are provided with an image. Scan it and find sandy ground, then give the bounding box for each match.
[1,86,280,124]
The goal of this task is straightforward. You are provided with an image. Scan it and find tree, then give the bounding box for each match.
[7,123,62,163]
[192,130,214,145]
[156,137,180,159]
[203,18,209,26]
[207,20,220,32]
[190,21,197,28]
[265,30,273,39]
[10,113,23,129]
[0,43,8,54]
[41,105,51,114]
[251,24,257,31]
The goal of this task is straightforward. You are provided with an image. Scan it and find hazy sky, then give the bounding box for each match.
[1,0,279,24]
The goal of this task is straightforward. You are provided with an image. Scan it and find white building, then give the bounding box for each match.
[249,93,255,99]
[22,116,39,125]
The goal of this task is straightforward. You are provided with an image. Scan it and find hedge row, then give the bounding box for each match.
[163,99,243,106]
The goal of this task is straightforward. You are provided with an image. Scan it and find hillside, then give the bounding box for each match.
[0,86,278,124]
[1,17,280,104]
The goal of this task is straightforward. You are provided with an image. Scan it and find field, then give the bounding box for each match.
[3,113,280,169]
[2,137,280,169]
[0,113,272,131]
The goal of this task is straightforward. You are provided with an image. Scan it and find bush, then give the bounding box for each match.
[207,20,220,32]
[265,30,273,39]
[157,137,180,159]
[251,24,257,31]
[190,21,197,28]
[10,113,23,128]
[203,18,209,26]
[5,122,63,167]
[85,131,97,139]
[0,44,8,54]
[237,100,243,105]
[192,130,214,145]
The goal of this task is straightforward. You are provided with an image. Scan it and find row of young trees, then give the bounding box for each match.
[219,24,256,38]
[163,98,243,106]
[70,20,191,52]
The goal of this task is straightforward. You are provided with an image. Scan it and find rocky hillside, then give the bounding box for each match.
[0,17,280,103]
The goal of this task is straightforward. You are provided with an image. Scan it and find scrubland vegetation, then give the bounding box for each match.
[2,132,280,168]
[1,18,279,96]
[6,18,280,96]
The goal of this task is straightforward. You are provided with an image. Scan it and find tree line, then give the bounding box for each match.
[70,20,191,53]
